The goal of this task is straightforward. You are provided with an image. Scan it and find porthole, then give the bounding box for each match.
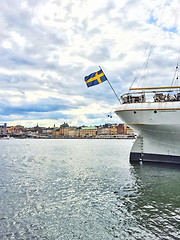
[154,110,157,113]
[134,111,136,114]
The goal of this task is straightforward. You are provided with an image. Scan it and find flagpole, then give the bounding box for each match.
[99,66,121,103]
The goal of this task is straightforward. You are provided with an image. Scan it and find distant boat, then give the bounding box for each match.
[0,136,10,140]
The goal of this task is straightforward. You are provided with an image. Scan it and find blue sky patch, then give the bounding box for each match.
[148,16,157,24]
[163,27,177,33]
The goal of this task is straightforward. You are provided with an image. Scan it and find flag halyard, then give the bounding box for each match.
[84,69,107,87]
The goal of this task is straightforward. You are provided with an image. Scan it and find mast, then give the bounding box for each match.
[129,0,179,92]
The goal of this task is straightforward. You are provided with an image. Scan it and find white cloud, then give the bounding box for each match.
[0,0,179,127]
[10,31,26,47]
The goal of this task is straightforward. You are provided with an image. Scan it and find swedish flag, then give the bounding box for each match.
[84,69,107,87]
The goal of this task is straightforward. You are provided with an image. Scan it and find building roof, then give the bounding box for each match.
[53,127,59,131]
[81,126,97,130]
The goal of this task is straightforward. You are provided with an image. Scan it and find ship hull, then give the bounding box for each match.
[130,152,180,164]
[115,102,180,164]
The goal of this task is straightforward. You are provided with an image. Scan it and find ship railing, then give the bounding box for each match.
[121,88,180,104]
[121,93,146,104]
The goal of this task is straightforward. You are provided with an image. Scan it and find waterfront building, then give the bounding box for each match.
[117,124,125,134]
[42,127,53,135]
[60,122,69,128]
[52,128,61,138]
[75,128,80,137]
[124,125,134,135]
[108,124,118,135]
[79,126,97,137]
[34,123,43,134]
[59,127,64,136]
[68,128,77,137]
[97,127,109,135]
[10,125,26,135]
[64,127,73,136]
[0,123,134,138]
[97,124,118,135]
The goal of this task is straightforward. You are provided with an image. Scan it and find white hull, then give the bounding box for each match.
[115,101,180,164]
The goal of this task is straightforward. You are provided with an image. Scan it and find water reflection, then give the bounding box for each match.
[114,162,180,239]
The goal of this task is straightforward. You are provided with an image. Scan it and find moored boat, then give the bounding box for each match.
[115,87,180,164]
[114,0,180,164]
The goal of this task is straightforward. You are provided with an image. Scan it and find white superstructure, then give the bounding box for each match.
[115,91,180,164]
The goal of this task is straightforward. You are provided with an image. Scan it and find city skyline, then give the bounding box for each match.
[0,122,134,139]
[0,0,179,127]
[0,121,121,128]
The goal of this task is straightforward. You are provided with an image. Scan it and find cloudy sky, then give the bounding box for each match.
[0,0,180,127]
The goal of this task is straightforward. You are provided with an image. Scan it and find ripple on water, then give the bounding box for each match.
[0,139,180,239]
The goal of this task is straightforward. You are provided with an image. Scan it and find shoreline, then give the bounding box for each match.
[0,134,136,140]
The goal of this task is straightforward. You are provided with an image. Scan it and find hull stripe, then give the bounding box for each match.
[115,108,180,112]
[130,152,180,164]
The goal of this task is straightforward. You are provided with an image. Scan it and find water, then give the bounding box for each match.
[0,139,180,240]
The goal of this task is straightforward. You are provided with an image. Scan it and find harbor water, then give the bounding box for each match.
[0,139,180,239]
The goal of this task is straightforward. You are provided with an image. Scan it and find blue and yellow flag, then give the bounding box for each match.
[84,69,107,87]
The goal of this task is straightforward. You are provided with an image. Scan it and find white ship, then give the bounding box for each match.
[115,86,180,164]
[113,0,180,164]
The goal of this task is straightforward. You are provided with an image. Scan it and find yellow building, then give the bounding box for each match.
[108,125,117,135]
[97,127,109,135]
[97,125,117,135]
[75,129,80,137]
[63,127,74,136]
[79,127,97,137]
[59,127,64,136]
[125,125,134,135]
[52,127,60,138]
[68,129,77,137]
